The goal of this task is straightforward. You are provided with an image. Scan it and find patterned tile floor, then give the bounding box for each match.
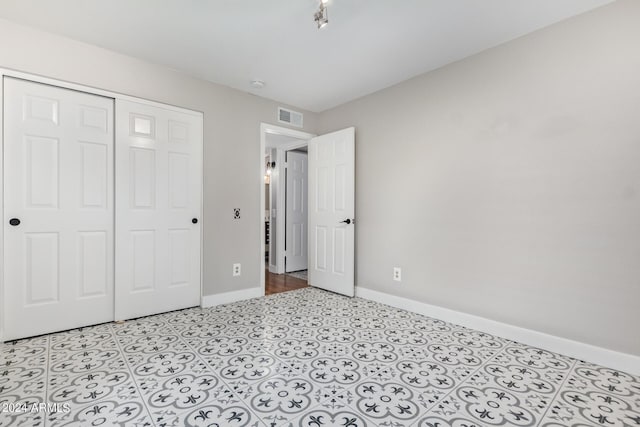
[1,287,639,426]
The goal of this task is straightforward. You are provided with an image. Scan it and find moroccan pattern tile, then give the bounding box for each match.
[0,287,638,426]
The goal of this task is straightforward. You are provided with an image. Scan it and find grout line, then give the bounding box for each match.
[536,357,578,426]
[424,344,511,414]
[108,322,157,427]
[360,295,573,423]
[167,308,395,427]
[163,309,277,425]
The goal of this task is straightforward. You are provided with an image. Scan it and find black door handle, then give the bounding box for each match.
[340,219,351,225]
[9,218,21,226]
[192,218,198,224]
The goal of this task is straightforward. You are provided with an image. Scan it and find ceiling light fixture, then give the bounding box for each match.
[250,79,265,89]
[314,1,329,29]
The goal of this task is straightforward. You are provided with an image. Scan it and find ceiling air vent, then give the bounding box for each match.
[278,107,303,128]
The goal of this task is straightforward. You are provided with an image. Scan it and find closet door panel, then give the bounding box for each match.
[115,100,202,320]
[3,77,114,340]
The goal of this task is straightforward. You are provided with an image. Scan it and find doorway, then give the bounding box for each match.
[260,124,356,297]
[260,124,313,295]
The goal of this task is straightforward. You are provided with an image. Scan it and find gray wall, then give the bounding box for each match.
[0,18,319,296]
[318,0,640,356]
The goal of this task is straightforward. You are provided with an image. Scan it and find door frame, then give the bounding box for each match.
[0,67,205,341]
[259,123,314,295]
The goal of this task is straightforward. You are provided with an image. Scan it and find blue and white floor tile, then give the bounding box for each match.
[1,287,639,426]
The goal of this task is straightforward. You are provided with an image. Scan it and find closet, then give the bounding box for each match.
[1,76,203,341]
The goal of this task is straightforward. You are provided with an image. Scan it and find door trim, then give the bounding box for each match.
[0,68,204,341]
[259,123,314,296]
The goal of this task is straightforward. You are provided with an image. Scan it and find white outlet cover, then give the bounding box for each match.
[233,263,241,276]
[393,267,402,282]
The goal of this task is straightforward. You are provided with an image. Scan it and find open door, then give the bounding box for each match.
[285,151,308,272]
[308,127,355,297]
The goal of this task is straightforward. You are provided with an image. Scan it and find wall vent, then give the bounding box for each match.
[278,107,303,128]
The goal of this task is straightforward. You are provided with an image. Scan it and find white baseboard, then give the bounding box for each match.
[201,287,263,308]
[356,286,640,376]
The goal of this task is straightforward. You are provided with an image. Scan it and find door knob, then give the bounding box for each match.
[192,218,198,224]
[9,218,21,226]
[340,219,351,225]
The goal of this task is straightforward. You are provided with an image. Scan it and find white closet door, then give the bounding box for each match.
[115,100,202,320]
[285,151,308,272]
[3,77,114,340]
[308,127,355,297]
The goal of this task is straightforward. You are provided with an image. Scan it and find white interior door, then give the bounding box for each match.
[285,151,308,273]
[115,100,202,320]
[3,77,114,340]
[308,127,355,296]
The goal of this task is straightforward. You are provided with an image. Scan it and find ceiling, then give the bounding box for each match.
[0,0,613,112]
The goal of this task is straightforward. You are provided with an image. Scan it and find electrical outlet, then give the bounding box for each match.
[233,263,241,276]
[393,267,402,282]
